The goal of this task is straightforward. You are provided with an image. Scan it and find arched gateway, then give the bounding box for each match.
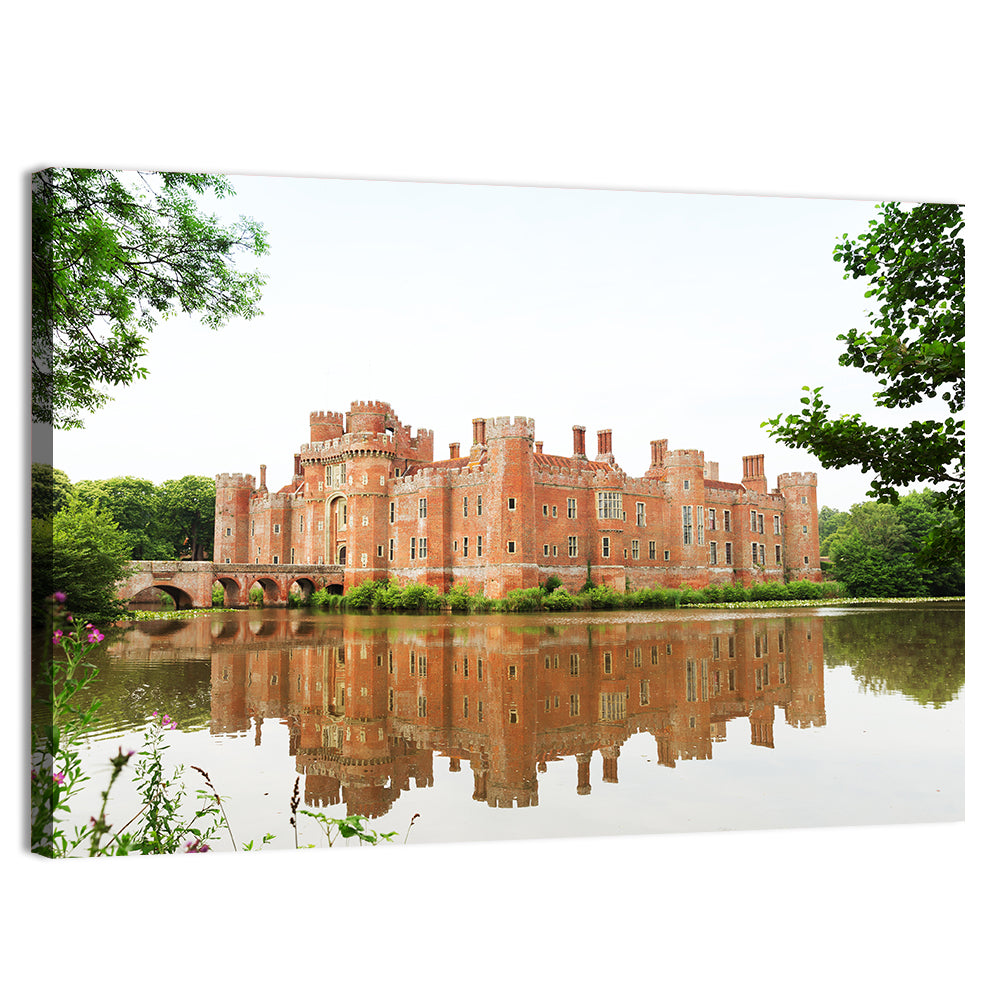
[117,561,345,609]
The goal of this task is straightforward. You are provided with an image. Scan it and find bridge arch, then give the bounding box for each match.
[213,576,241,608]
[249,576,282,606]
[124,583,195,611]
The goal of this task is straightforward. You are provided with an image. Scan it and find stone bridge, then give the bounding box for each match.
[117,561,346,609]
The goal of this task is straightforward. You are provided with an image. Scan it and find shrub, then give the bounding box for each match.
[542,587,579,611]
[211,582,225,607]
[500,587,546,612]
[446,582,472,612]
[542,575,563,594]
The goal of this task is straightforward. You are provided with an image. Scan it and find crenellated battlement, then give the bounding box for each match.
[485,416,535,441]
[216,473,255,490]
[777,472,818,488]
[663,448,705,468]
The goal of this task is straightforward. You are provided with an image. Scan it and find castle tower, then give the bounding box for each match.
[214,473,255,564]
[483,416,538,598]
[664,448,708,575]
[776,472,821,581]
[341,401,396,589]
[310,410,344,442]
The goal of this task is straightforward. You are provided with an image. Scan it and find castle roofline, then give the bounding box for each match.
[534,452,613,474]
[704,479,746,492]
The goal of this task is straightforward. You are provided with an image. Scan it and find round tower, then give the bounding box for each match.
[776,472,821,581]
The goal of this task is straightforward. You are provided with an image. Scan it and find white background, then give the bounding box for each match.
[5,2,992,997]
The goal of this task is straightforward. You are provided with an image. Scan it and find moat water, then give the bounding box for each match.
[49,603,964,851]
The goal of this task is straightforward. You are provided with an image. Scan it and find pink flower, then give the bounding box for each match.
[53,772,65,785]
[52,630,63,646]
[184,839,209,853]
[53,592,67,604]
[87,628,104,644]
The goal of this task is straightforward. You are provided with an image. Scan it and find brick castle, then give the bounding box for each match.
[214,400,821,598]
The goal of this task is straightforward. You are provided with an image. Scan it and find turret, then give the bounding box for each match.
[777,472,820,580]
[214,473,256,563]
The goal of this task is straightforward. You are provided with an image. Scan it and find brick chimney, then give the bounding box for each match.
[572,425,587,459]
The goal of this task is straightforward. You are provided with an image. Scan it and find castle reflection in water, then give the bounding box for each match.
[124,613,826,819]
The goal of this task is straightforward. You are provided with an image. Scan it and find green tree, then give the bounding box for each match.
[817,505,848,557]
[763,202,964,510]
[32,497,135,624]
[156,475,217,560]
[824,491,963,598]
[31,463,74,521]
[32,169,269,429]
[74,476,174,560]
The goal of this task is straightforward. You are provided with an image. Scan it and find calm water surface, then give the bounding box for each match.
[57,603,964,849]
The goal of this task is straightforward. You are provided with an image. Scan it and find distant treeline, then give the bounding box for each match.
[818,489,963,597]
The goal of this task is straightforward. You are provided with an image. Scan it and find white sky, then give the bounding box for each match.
[50,175,945,511]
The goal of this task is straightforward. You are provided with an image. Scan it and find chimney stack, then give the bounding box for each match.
[572,425,587,459]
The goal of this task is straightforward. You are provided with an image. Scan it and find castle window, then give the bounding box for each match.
[454,540,459,552]
[725,542,732,565]
[542,504,548,516]
[463,496,468,517]
[752,542,758,563]
[604,652,612,673]
[477,495,483,515]
[273,555,279,564]
[377,545,384,557]
[663,549,670,561]
[552,505,558,518]
[509,664,517,678]
[463,536,469,556]
[569,693,580,717]
[636,502,645,527]
[568,536,578,557]
[649,541,656,559]
[597,491,622,520]
[801,495,807,503]
[683,480,690,491]
[509,709,518,724]
[567,498,577,519]
[751,510,757,532]
[507,541,516,553]
[543,544,550,556]
[710,541,717,564]
[508,497,516,510]
[291,548,295,563]
[389,539,395,561]
[602,537,610,558]
[318,520,324,530]
[225,557,231,564]
[708,508,716,530]
[774,514,781,534]
[389,502,395,523]
[804,555,810,564]
[419,538,427,558]
[419,497,427,518]
[640,680,649,706]
[553,545,558,556]
[273,523,280,534]
[631,539,639,559]
[338,501,347,528]
[251,521,254,537]
[463,696,469,719]
[477,535,483,556]
[802,525,808,533]
[226,527,232,536]
[682,506,693,544]
[712,636,720,659]
[478,701,484,722]
[723,510,731,531]
[697,506,704,544]
[418,696,427,718]
[410,537,416,559]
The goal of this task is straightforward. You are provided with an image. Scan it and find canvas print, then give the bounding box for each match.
[30,171,964,857]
